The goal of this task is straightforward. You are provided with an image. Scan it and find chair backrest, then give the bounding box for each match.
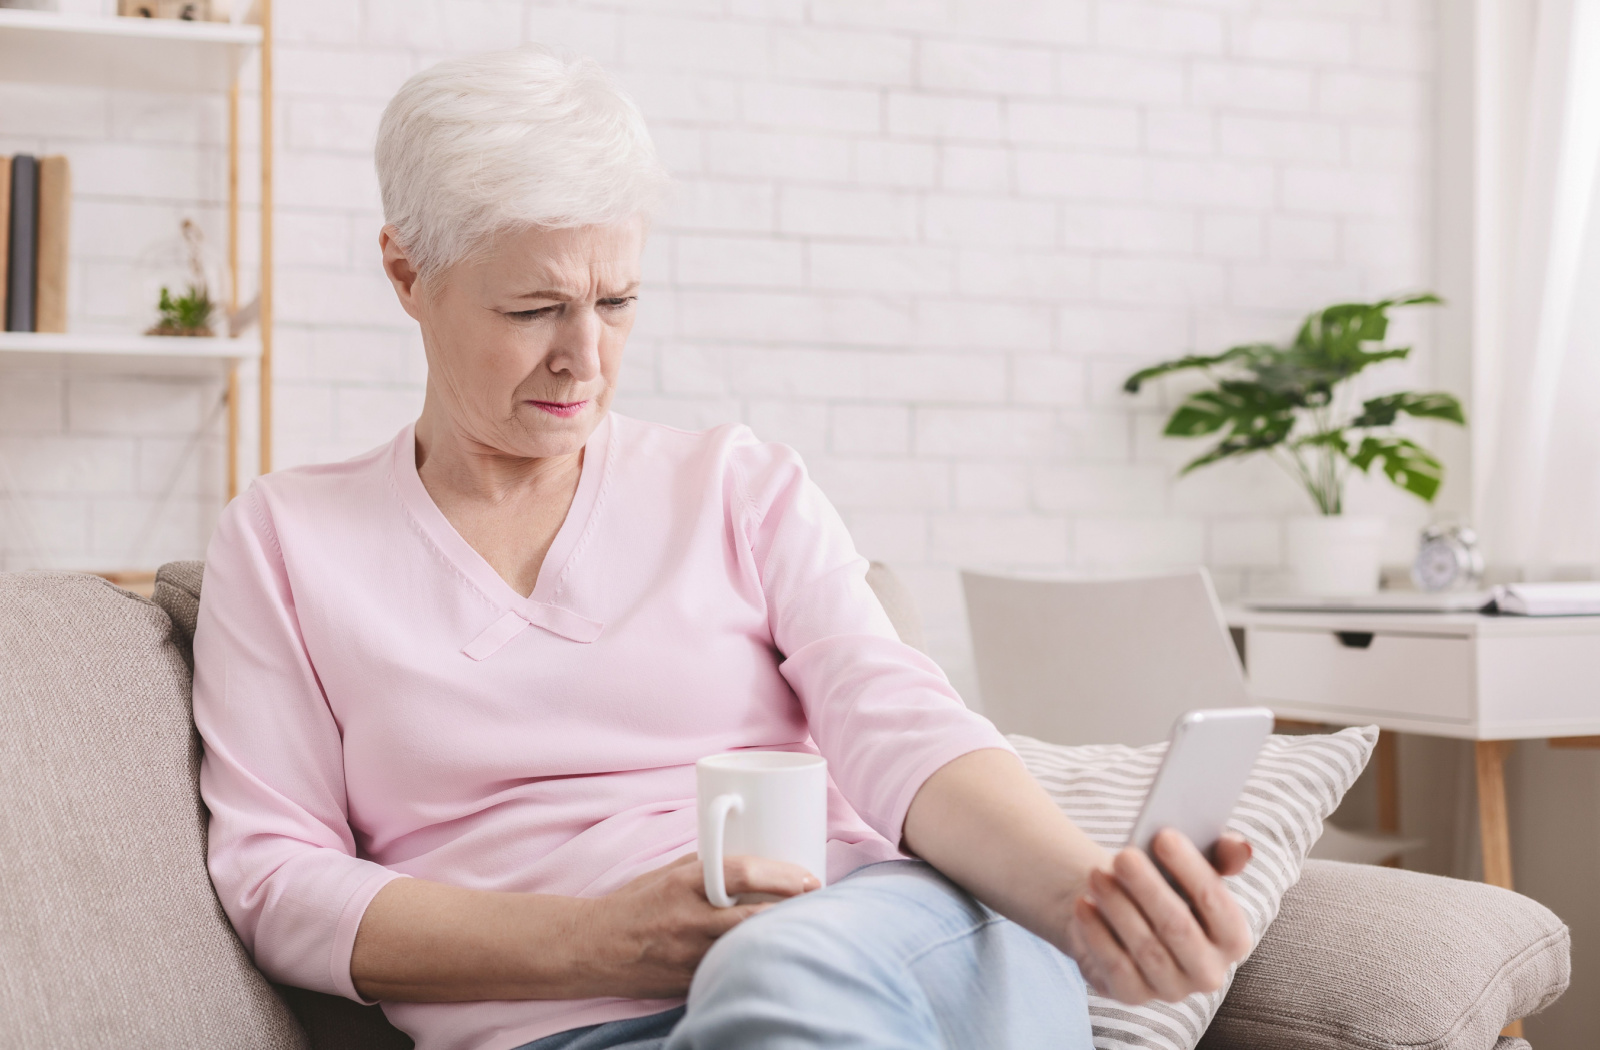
[962,568,1248,746]
[865,560,926,653]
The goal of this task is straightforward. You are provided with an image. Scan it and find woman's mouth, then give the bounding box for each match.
[527,399,588,418]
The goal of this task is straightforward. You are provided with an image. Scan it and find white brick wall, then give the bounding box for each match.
[0,0,1440,699]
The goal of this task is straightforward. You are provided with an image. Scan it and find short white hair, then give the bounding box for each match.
[375,46,667,278]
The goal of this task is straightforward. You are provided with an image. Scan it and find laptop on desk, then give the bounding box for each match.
[1248,583,1600,616]
[1243,592,1494,614]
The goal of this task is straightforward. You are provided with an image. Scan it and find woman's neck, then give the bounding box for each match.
[412,392,591,598]
[413,394,585,508]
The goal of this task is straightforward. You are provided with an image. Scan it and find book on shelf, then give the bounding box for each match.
[36,156,70,334]
[2,153,71,335]
[5,154,36,333]
[0,156,9,327]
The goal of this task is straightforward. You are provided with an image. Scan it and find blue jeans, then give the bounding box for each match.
[515,860,1093,1050]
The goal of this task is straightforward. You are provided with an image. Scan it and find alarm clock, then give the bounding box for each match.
[1412,524,1483,592]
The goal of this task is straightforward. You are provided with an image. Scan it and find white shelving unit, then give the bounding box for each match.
[0,7,275,581]
[0,331,260,374]
[0,7,273,495]
[0,8,260,92]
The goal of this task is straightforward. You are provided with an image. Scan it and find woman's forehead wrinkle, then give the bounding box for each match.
[484,224,641,302]
[509,252,579,298]
[593,258,641,297]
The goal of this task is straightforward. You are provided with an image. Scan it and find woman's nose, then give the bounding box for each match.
[547,307,603,380]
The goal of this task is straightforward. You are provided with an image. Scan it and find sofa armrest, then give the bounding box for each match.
[1201,860,1569,1049]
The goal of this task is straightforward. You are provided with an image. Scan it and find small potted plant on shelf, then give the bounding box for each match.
[1124,293,1464,596]
[146,285,216,337]
[145,218,216,337]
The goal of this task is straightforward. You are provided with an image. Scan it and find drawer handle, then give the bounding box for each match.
[1335,631,1375,649]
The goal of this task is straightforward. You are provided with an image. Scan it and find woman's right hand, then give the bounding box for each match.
[571,852,819,999]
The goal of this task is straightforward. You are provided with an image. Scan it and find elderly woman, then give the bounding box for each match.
[194,48,1252,1050]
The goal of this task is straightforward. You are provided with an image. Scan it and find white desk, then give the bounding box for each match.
[1227,606,1600,892]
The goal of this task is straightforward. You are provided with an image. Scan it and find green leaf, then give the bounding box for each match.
[1294,302,1392,356]
[1171,385,1297,475]
[1164,392,1235,437]
[1348,436,1445,502]
[1294,430,1349,455]
[1180,426,1290,474]
[1283,293,1442,391]
[1123,343,1273,393]
[1381,291,1444,309]
[1350,391,1466,428]
[1163,383,1295,437]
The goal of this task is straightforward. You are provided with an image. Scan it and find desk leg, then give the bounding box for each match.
[1475,740,1515,890]
[1475,739,1522,1040]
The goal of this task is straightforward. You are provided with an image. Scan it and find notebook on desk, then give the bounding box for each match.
[1491,583,1600,616]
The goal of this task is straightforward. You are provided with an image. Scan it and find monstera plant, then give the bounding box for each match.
[1123,293,1465,515]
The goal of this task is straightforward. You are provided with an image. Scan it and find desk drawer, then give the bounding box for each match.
[1247,628,1473,722]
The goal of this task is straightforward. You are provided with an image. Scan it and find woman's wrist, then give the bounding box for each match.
[548,894,620,998]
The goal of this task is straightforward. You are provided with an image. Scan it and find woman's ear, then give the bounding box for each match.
[379,226,426,322]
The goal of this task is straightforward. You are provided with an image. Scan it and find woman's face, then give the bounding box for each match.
[385,219,643,460]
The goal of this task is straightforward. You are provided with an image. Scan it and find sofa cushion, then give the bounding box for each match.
[0,571,307,1049]
[1201,860,1569,1050]
[153,559,204,664]
[1014,726,1375,1050]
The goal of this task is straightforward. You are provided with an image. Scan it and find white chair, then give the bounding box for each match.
[962,568,1247,746]
[961,567,1421,862]
[866,561,926,654]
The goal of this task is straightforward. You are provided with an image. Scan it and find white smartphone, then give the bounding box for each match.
[1126,707,1274,867]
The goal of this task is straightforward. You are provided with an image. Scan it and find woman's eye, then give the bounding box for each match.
[506,306,557,321]
[599,296,638,310]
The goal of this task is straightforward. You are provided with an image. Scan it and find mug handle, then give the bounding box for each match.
[702,793,744,908]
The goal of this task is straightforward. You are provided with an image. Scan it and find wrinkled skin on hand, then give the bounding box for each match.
[571,853,820,999]
[1064,830,1254,1004]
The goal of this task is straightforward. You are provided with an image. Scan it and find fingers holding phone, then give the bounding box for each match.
[1072,829,1253,1003]
[1150,829,1253,954]
[1208,831,1253,877]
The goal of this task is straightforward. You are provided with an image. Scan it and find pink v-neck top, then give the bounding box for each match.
[192,413,1010,1050]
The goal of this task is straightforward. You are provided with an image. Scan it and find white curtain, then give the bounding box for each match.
[1475,0,1600,570]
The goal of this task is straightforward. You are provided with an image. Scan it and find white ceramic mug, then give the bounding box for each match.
[696,751,828,908]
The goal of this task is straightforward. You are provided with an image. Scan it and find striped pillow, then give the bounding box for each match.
[1012,725,1378,1050]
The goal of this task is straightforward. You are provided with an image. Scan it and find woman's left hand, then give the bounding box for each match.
[904,749,1256,1007]
[1064,829,1254,1004]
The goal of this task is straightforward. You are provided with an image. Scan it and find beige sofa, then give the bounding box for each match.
[0,564,1571,1050]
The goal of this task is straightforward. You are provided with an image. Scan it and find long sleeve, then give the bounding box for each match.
[730,436,1013,846]
[192,487,402,1002]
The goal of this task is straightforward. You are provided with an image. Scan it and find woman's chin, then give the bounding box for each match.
[509,401,605,453]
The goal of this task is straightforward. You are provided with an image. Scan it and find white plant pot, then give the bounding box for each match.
[1285,515,1386,596]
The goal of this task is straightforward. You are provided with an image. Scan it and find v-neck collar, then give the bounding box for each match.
[391,414,614,654]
